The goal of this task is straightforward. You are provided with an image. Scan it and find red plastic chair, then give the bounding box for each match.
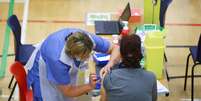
[9,61,33,101]
[7,14,35,101]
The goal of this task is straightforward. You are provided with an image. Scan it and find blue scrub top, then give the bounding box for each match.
[27,28,111,100]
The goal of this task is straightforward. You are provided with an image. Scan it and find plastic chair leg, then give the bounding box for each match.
[164,53,168,62]
[184,53,191,91]
[165,68,170,81]
[8,76,14,89]
[191,64,197,101]
[8,81,17,101]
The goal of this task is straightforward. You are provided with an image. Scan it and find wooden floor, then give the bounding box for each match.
[1,0,201,100]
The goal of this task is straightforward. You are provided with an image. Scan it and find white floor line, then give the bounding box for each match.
[0,94,11,98]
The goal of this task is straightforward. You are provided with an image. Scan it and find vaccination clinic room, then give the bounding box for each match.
[1,0,201,101]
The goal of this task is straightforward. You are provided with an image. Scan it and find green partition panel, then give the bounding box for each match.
[0,0,15,78]
[144,0,161,24]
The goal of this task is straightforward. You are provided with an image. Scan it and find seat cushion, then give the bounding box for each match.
[17,44,35,65]
[190,46,198,62]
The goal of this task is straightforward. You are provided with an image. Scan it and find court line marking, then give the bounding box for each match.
[1,19,201,26]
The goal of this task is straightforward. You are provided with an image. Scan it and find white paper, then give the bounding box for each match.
[157,80,169,95]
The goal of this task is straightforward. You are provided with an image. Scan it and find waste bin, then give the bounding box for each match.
[144,31,165,79]
[136,24,165,79]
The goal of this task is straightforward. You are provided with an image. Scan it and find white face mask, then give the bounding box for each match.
[73,57,89,71]
[75,57,82,61]
[75,57,89,62]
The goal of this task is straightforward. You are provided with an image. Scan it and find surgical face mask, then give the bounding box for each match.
[75,57,82,61]
[74,52,91,62]
[73,57,89,71]
[75,56,89,62]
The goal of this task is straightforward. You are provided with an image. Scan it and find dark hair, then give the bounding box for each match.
[120,34,142,68]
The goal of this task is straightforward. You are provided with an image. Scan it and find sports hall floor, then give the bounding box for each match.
[1,0,201,101]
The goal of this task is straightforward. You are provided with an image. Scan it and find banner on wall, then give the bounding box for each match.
[1,0,24,3]
[86,12,111,26]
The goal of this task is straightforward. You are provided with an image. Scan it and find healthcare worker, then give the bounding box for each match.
[26,28,119,101]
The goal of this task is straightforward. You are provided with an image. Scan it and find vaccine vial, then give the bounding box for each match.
[112,35,119,44]
[91,76,101,97]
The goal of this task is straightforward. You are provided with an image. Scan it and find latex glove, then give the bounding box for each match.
[89,74,100,88]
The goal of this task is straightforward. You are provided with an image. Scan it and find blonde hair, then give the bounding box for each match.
[65,32,93,60]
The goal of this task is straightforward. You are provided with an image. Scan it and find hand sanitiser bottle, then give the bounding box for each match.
[120,21,129,36]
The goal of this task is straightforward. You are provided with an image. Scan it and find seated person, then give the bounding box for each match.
[101,34,157,101]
